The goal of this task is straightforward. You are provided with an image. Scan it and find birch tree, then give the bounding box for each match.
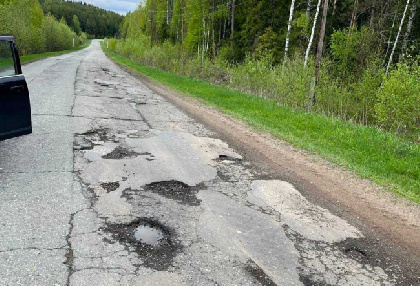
[386,0,410,74]
[400,2,416,60]
[304,0,322,67]
[314,0,329,103]
[306,0,312,20]
[284,0,296,61]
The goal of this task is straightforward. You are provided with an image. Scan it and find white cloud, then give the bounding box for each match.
[78,0,141,15]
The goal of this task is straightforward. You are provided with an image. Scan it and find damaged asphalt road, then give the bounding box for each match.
[0,40,417,285]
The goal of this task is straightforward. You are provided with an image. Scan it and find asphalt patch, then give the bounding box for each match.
[102,146,141,159]
[244,260,277,286]
[142,181,203,206]
[104,218,181,271]
[100,182,120,192]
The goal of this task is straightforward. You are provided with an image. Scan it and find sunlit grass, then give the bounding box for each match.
[102,42,420,204]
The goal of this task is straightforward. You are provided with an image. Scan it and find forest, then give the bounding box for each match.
[108,0,419,138]
[39,0,123,38]
[0,0,87,54]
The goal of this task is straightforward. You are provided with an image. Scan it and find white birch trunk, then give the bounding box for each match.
[386,0,410,74]
[304,0,322,67]
[383,15,396,66]
[284,0,296,61]
[400,2,416,60]
[306,0,312,19]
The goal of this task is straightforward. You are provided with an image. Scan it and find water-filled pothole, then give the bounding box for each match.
[134,225,164,246]
[142,181,203,206]
[104,218,181,271]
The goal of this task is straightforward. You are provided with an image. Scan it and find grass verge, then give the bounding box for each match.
[101,42,420,204]
[20,40,92,65]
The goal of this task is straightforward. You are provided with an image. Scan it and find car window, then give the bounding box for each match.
[0,41,16,77]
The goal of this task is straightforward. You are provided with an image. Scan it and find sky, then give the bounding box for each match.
[78,0,142,15]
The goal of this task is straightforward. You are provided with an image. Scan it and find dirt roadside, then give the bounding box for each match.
[113,62,420,281]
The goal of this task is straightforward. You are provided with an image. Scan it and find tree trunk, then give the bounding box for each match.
[304,0,322,67]
[369,0,375,29]
[306,0,312,20]
[284,0,296,61]
[349,0,358,29]
[383,15,396,66]
[150,10,154,47]
[386,0,410,74]
[181,1,184,42]
[314,0,329,104]
[400,2,416,60]
[219,17,222,44]
[332,0,338,16]
[212,0,216,59]
[167,0,169,24]
[230,0,236,39]
[202,5,206,64]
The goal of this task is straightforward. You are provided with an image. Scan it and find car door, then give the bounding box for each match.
[0,36,32,141]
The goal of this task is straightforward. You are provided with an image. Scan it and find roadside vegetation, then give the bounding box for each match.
[102,43,419,204]
[0,0,92,55]
[106,0,419,140]
[103,0,419,202]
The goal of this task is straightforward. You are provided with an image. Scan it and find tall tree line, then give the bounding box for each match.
[39,0,123,37]
[0,0,87,54]
[120,0,419,67]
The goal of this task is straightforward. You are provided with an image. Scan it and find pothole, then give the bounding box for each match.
[100,182,120,193]
[74,128,110,150]
[79,128,109,142]
[134,225,164,246]
[142,181,203,206]
[344,246,368,260]
[104,218,180,271]
[73,137,93,150]
[244,259,277,286]
[216,154,242,162]
[102,146,140,159]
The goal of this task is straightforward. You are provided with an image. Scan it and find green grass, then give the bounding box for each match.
[101,42,420,204]
[20,40,92,65]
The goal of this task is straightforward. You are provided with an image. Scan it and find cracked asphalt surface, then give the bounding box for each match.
[0,40,414,285]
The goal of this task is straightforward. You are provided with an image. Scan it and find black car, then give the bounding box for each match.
[0,35,32,141]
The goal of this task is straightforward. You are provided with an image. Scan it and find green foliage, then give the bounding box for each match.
[0,0,87,55]
[39,0,123,37]
[254,27,280,62]
[375,61,420,136]
[72,15,81,35]
[330,27,382,82]
[109,36,420,140]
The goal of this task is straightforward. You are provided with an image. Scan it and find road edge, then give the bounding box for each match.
[104,52,420,270]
